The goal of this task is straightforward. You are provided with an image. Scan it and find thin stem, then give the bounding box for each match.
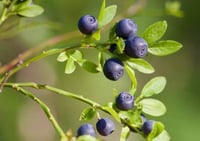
[4,82,144,136]
[9,85,68,141]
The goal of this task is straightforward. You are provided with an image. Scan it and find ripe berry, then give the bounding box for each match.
[116,92,134,110]
[96,118,115,136]
[103,58,124,81]
[142,120,154,136]
[116,18,137,39]
[78,15,98,35]
[125,36,148,58]
[77,123,96,137]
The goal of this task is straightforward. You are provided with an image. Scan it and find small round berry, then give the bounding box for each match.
[142,120,154,135]
[78,15,98,35]
[109,44,117,53]
[125,36,148,58]
[116,18,137,39]
[116,92,134,110]
[77,123,96,137]
[96,118,115,136]
[103,58,124,81]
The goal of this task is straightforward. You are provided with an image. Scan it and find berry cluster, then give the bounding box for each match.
[77,15,155,139]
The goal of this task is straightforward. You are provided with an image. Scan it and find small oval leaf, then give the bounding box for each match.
[65,57,76,74]
[79,108,96,121]
[140,98,166,117]
[17,5,44,17]
[141,76,167,97]
[142,21,167,44]
[127,59,155,74]
[149,40,183,56]
[81,60,99,73]
[57,52,68,62]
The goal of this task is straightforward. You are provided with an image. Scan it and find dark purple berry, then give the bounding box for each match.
[125,36,148,58]
[96,118,115,136]
[116,92,134,110]
[78,15,98,35]
[109,44,117,53]
[103,58,124,81]
[142,120,154,135]
[116,18,137,39]
[77,123,96,137]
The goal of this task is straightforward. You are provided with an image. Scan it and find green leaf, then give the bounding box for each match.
[81,60,99,73]
[98,5,117,28]
[149,40,183,56]
[147,122,165,141]
[77,135,100,141]
[70,50,83,61]
[120,126,130,141]
[165,1,184,17]
[141,76,167,97]
[98,0,106,23]
[91,30,101,41]
[79,108,96,121]
[102,106,121,122]
[127,59,154,74]
[65,57,76,74]
[125,65,137,94]
[17,4,44,17]
[57,52,68,62]
[116,37,125,54]
[142,21,167,45]
[96,52,104,72]
[153,130,170,141]
[140,98,166,117]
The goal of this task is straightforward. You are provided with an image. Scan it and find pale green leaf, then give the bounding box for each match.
[149,40,183,56]
[125,65,137,94]
[127,59,154,74]
[17,5,44,17]
[65,57,76,74]
[57,52,68,62]
[77,135,100,141]
[141,76,167,97]
[153,130,170,141]
[140,99,166,117]
[147,122,165,140]
[70,50,83,61]
[79,108,96,121]
[142,21,167,44]
[120,126,130,141]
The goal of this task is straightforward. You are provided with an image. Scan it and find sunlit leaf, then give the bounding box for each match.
[120,126,130,141]
[127,59,154,74]
[147,122,165,140]
[79,108,96,121]
[57,52,68,62]
[140,99,166,117]
[141,76,166,97]
[149,40,183,56]
[142,21,167,45]
[153,130,170,141]
[65,57,76,74]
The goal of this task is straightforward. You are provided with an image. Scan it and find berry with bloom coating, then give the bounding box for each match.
[96,118,115,136]
[78,15,98,35]
[103,58,124,81]
[125,36,148,58]
[77,123,96,137]
[142,120,154,135]
[116,18,137,39]
[116,92,134,110]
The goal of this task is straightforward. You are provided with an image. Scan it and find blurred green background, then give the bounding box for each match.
[0,0,199,141]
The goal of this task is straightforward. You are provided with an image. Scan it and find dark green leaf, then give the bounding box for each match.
[149,40,183,56]
[17,4,44,17]
[81,60,99,73]
[65,57,76,74]
[120,126,130,141]
[141,76,166,97]
[127,59,154,74]
[140,98,166,117]
[142,21,167,44]
[98,5,117,28]
[57,52,68,62]
[109,23,117,40]
[153,130,170,141]
[79,108,96,121]
[147,122,165,140]
[102,106,121,122]
[125,65,137,94]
